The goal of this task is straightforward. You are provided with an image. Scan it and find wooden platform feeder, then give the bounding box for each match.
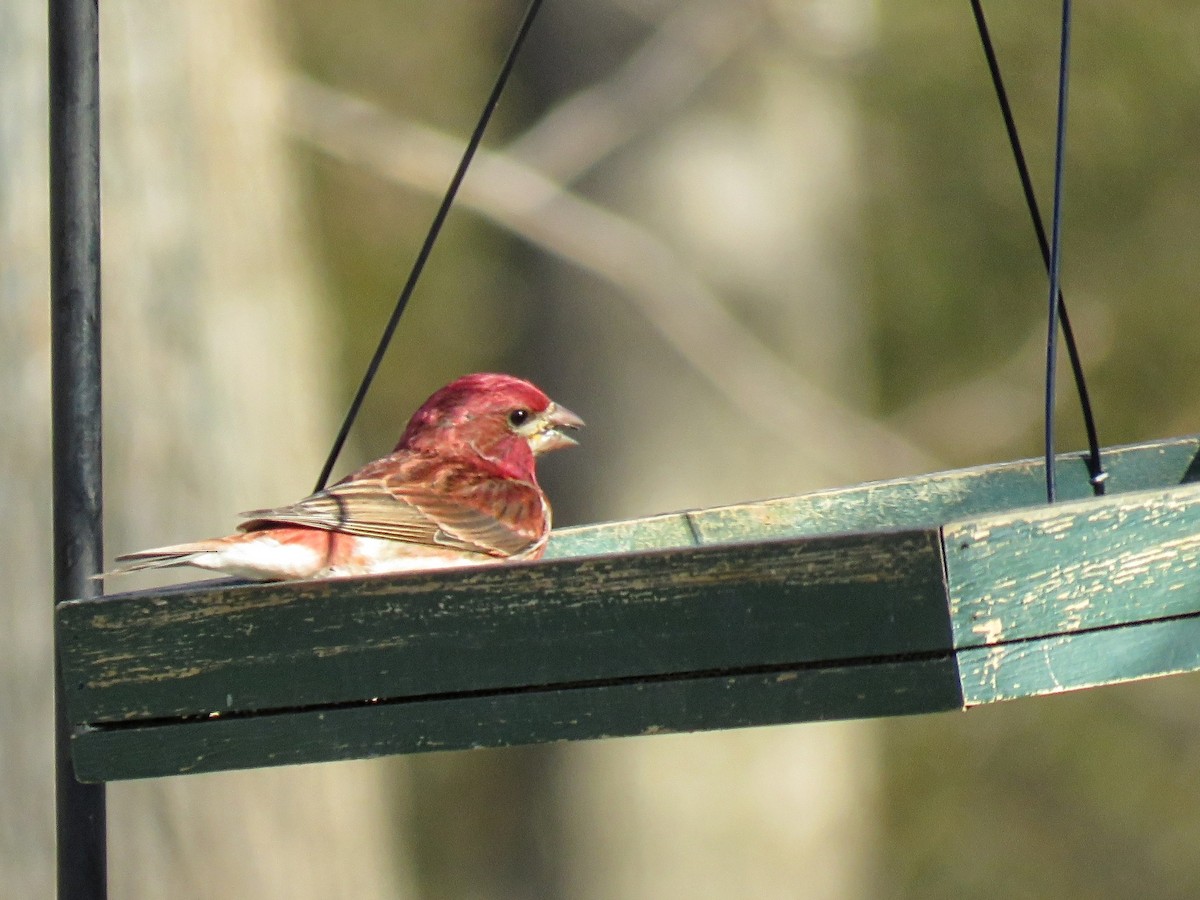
[57,434,1200,782]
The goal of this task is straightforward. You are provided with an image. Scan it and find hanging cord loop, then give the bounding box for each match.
[314,0,546,492]
[970,0,1105,499]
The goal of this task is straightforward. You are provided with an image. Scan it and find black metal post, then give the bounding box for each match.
[49,0,108,897]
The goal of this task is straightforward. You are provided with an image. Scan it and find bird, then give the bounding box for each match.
[104,373,584,581]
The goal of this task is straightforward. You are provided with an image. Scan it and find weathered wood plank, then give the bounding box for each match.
[946,482,1200,649]
[60,528,949,725]
[959,613,1200,705]
[547,435,1200,558]
[69,654,962,781]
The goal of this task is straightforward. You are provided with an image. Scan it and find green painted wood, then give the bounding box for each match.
[69,654,962,781]
[547,435,1200,558]
[945,482,1200,649]
[59,528,949,725]
[958,613,1200,705]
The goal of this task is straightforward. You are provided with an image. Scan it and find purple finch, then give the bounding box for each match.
[106,373,583,581]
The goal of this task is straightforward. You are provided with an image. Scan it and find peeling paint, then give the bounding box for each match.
[972,618,1005,645]
[88,665,203,688]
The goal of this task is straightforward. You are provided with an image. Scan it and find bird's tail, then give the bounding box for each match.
[95,541,224,578]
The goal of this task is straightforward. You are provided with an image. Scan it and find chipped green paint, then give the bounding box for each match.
[959,614,1200,705]
[945,482,1200,649]
[60,528,949,726]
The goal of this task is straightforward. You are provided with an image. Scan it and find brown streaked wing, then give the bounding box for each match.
[400,475,547,558]
[239,480,444,544]
[238,455,545,558]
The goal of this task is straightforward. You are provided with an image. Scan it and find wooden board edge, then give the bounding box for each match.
[958,613,1200,706]
[70,654,963,782]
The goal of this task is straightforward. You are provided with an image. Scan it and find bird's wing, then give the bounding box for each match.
[239,454,547,558]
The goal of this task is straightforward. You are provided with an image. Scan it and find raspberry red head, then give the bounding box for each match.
[399,374,550,440]
[396,374,584,480]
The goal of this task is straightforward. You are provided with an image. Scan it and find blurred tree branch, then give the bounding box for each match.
[506,0,761,184]
[287,74,938,481]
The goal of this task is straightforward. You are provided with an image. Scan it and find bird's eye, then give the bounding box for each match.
[508,408,531,427]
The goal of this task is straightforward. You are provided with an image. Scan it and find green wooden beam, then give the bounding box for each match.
[57,435,1200,781]
[59,529,948,726]
[71,656,963,781]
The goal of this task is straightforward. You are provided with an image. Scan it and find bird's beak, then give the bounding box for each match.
[530,402,585,454]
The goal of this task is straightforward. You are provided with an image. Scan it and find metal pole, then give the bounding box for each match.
[49,0,108,896]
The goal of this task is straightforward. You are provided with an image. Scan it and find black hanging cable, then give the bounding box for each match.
[1043,0,1073,503]
[314,0,546,492]
[969,0,1106,497]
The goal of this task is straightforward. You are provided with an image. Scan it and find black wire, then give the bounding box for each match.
[1043,0,1072,503]
[314,0,546,492]
[969,0,1106,498]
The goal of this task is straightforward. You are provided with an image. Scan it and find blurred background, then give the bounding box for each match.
[6,0,1200,896]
